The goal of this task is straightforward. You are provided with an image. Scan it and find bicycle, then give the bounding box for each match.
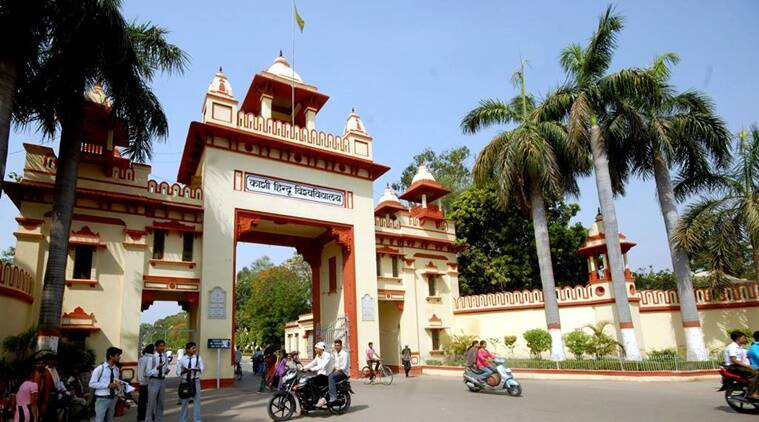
[361,360,393,385]
[234,362,243,380]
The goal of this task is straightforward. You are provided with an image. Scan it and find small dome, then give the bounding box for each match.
[266,55,303,83]
[85,82,111,107]
[411,162,436,184]
[207,67,234,98]
[344,109,367,134]
[378,184,401,205]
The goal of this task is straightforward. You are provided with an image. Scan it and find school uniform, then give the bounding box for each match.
[144,352,171,422]
[89,362,120,422]
[178,355,204,422]
[136,353,153,421]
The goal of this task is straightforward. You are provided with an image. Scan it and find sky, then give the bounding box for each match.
[2,1,758,322]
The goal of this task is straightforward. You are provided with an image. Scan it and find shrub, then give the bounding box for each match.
[426,359,443,366]
[443,333,478,357]
[584,321,623,359]
[523,329,551,359]
[647,348,677,359]
[564,329,593,359]
[503,335,517,356]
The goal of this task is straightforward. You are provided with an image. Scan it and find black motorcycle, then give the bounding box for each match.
[267,369,353,421]
[719,365,759,414]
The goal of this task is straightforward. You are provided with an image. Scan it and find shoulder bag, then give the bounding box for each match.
[177,356,197,399]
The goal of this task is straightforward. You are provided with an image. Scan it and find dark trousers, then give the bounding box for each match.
[137,385,148,421]
[728,365,759,395]
[327,372,348,401]
[403,360,411,377]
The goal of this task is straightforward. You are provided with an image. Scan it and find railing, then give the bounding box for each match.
[0,263,34,303]
[81,142,104,155]
[238,113,354,157]
[639,282,759,310]
[454,284,600,313]
[147,180,203,200]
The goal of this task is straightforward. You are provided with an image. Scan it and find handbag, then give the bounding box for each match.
[177,355,197,399]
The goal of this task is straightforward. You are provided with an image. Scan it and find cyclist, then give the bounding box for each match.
[365,342,381,380]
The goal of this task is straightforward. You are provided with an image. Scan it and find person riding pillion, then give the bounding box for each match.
[724,330,759,400]
[328,340,350,406]
[302,342,333,407]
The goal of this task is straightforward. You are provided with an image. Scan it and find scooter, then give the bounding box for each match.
[463,357,522,396]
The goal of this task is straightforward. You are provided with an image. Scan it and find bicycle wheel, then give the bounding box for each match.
[381,366,393,385]
[361,366,374,384]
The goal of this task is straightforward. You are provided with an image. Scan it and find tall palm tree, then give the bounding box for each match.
[537,6,659,360]
[25,0,188,351]
[675,126,759,284]
[462,62,589,361]
[606,54,730,361]
[0,0,50,198]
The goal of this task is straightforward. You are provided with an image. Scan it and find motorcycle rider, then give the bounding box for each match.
[724,330,759,400]
[476,340,495,382]
[302,342,333,407]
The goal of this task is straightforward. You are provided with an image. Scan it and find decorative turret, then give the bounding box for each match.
[399,163,450,208]
[577,210,636,283]
[375,184,405,216]
[343,108,373,159]
[202,67,238,128]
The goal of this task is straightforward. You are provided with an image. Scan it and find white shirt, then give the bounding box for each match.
[145,352,172,378]
[303,351,333,375]
[725,342,749,366]
[89,362,120,397]
[178,355,204,380]
[137,354,153,385]
[332,349,349,374]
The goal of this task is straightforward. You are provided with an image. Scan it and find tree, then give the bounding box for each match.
[140,312,189,351]
[564,329,593,359]
[392,146,472,213]
[608,53,730,361]
[537,6,660,360]
[450,185,587,294]
[584,321,624,359]
[31,0,188,351]
[633,267,676,290]
[0,246,14,264]
[523,328,552,359]
[675,126,759,284]
[0,0,49,199]
[462,61,589,361]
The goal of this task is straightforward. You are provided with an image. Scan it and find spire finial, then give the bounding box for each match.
[352,107,355,113]
[279,49,283,57]
[218,66,223,73]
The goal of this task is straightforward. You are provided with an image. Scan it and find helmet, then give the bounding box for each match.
[315,342,326,350]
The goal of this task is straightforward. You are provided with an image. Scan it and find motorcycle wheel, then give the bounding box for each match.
[327,392,352,414]
[267,392,296,421]
[725,384,759,414]
[506,384,522,397]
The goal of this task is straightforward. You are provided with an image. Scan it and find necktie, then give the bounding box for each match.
[109,366,115,398]
[158,355,164,379]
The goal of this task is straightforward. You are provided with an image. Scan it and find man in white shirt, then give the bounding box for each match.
[145,340,172,422]
[327,339,350,405]
[136,344,154,422]
[302,342,333,407]
[178,342,204,422]
[89,347,122,422]
[725,330,759,399]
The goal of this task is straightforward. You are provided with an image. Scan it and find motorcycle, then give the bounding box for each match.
[267,369,354,421]
[463,357,522,396]
[718,365,759,414]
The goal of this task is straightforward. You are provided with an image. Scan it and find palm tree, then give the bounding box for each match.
[537,6,659,360]
[462,61,589,361]
[26,0,188,351]
[0,0,50,198]
[606,54,730,361]
[674,126,759,284]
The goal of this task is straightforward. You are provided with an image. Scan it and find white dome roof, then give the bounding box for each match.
[266,56,303,83]
[411,163,436,184]
[344,109,367,134]
[85,82,111,107]
[207,67,234,98]
[378,184,401,205]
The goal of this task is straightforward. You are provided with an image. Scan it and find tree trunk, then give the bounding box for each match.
[589,124,641,360]
[37,100,84,352]
[529,183,566,361]
[652,154,708,361]
[0,60,18,199]
[752,243,759,284]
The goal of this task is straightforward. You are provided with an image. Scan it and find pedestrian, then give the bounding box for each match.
[327,340,349,405]
[178,342,203,422]
[14,365,39,422]
[136,344,154,422]
[145,340,171,422]
[252,348,263,375]
[89,347,123,422]
[42,354,65,422]
[401,345,412,377]
[258,345,277,393]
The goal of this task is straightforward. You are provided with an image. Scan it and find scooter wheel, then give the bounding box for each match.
[467,386,481,393]
[506,384,522,397]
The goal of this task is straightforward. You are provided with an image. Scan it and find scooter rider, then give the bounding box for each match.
[302,342,333,407]
[476,340,495,381]
[465,341,479,370]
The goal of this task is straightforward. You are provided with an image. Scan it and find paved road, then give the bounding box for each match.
[137,369,751,421]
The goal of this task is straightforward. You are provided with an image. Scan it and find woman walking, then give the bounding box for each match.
[14,366,39,422]
[401,346,412,378]
[178,342,204,422]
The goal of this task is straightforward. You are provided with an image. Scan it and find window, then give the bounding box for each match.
[376,254,381,276]
[73,245,94,279]
[152,230,166,260]
[328,257,337,293]
[182,232,194,262]
[427,275,436,297]
[391,256,399,277]
[431,330,440,350]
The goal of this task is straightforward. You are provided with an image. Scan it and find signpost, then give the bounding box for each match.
[207,338,231,389]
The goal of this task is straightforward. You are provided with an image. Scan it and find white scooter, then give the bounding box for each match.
[463,357,522,396]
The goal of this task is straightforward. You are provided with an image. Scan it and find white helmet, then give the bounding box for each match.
[314,341,326,350]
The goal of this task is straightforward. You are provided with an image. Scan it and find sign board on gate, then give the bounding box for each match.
[207,338,231,349]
